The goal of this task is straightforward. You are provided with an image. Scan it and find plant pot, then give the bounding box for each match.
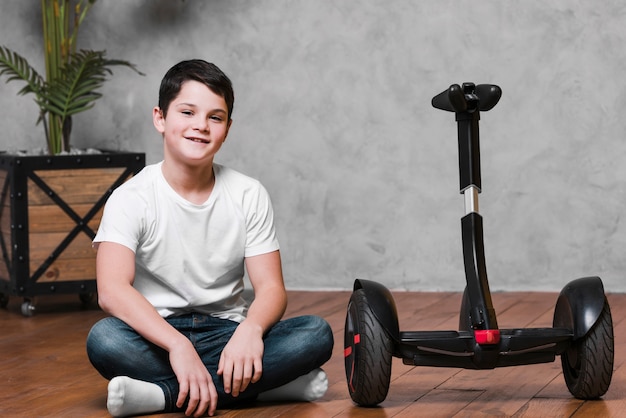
[0,151,145,315]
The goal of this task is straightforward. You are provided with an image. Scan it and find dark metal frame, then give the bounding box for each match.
[0,151,145,301]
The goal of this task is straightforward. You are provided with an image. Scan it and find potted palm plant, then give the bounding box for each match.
[0,0,145,315]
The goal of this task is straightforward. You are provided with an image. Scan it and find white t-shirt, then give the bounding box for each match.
[93,162,280,321]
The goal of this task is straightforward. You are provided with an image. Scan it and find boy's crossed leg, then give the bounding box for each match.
[106,368,329,417]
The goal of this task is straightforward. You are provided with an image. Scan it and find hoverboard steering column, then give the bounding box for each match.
[433,83,502,345]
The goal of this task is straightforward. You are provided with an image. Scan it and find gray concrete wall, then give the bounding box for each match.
[2,1,625,292]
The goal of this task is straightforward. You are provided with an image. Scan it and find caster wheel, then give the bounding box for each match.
[344,288,393,406]
[0,293,8,309]
[79,292,95,305]
[561,296,614,399]
[21,299,35,317]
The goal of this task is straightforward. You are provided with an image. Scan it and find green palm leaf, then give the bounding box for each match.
[0,46,45,98]
[39,49,142,119]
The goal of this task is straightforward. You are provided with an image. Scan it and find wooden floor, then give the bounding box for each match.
[1,290,624,417]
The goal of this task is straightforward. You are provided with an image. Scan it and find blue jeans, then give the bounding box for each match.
[86,314,334,412]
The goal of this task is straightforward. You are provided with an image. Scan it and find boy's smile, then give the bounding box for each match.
[188,137,210,144]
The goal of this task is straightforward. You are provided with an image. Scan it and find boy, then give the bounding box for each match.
[86,59,334,417]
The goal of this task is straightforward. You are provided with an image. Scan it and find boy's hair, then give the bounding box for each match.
[158,59,234,119]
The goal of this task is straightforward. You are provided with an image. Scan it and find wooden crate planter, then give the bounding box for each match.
[0,152,145,314]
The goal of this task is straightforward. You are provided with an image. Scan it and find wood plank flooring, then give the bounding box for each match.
[1,290,624,417]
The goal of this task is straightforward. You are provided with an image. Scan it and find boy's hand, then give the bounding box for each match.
[170,340,218,417]
[217,321,264,397]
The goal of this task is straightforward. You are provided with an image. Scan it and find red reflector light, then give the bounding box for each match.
[475,329,500,345]
[344,334,361,358]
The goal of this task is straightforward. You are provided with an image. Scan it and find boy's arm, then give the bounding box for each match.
[96,241,218,417]
[217,250,287,397]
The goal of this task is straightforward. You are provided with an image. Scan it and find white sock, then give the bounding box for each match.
[257,368,328,402]
[107,376,166,417]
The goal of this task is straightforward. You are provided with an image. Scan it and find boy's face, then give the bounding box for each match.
[153,80,232,167]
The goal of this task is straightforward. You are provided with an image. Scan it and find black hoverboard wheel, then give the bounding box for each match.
[561,297,614,399]
[344,288,393,406]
